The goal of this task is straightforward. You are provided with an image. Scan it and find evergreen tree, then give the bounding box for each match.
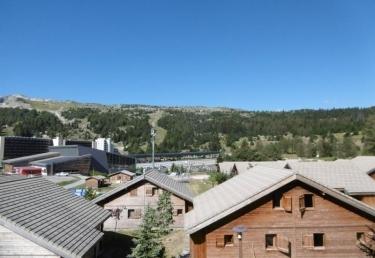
[0,125,5,136]
[340,136,358,158]
[129,206,166,258]
[84,188,97,200]
[156,191,174,236]
[209,171,231,186]
[364,116,375,155]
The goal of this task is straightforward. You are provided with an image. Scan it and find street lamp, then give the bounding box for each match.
[232,225,247,258]
[151,128,156,169]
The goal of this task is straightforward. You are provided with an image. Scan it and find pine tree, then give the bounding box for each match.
[84,188,97,200]
[0,125,5,136]
[364,116,375,155]
[128,206,166,258]
[156,191,174,236]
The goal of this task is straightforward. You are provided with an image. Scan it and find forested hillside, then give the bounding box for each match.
[1,96,375,160]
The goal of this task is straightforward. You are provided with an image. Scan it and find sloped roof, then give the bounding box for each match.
[2,152,60,164]
[218,162,237,174]
[218,161,288,175]
[0,175,110,258]
[249,160,289,170]
[185,166,375,234]
[93,169,195,204]
[287,160,375,195]
[351,156,375,174]
[109,170,136,177]
[30,154,91,166]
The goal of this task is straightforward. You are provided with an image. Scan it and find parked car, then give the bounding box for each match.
[56,172,69,176]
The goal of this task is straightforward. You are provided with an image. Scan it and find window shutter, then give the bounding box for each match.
[146,187,153,196]
[216,236,225,248]
[299,195,306,212]
[173,209,178,216]
[282,195,292,212]
[276,234,290,254]
[303,234,313,248]
[135,209,142,219]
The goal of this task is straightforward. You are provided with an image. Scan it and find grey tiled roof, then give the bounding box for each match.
[288,160,375,195]
[109,170,136,177]
[93,169,195,204]
[0,175,110,258]
[185,166,375,234]
[351,156,375,174]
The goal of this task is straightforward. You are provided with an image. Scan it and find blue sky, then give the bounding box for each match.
[0,0,374,110]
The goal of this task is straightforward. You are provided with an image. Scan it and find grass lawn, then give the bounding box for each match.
[57,178,79,186]
[163,229,187,258]
[188,179,213,195]
[100,229,187,258]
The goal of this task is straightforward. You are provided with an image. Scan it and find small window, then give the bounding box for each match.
[224,235,234,246]
[265,234,276,249]
[313,233,324,248]
[130,188,137,196]
[145,187,153,196]
[305,194,314,208]
[152,187,158,196]
[128,209,141,219]
[216,236,224,248]
[117,175,121,180]
[273,192,282,208]
[177,209,183,215]
[357,232,364,240]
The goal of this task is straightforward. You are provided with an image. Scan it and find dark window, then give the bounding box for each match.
[152,187,158,196]
[273,192,282,208]
[266,234,276,249]
[357,232,364,240]
[177,209,183,215]
[128,209,141,219]
[305,194,314,208]
[313,233,324,247]
[224,235,234,246]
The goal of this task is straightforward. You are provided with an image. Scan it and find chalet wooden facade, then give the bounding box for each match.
[186,167,375,258]
[93,170,194,230]
[85,175,107,189]
[108,170,135,184]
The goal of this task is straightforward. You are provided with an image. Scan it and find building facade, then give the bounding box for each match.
[108,170,135,184]
[93,170,194,230]
[186,167,375,258]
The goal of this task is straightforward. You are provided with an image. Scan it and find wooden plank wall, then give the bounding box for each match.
[0,224,59,257]
[191,182,373,258]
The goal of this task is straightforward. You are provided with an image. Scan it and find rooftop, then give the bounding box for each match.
[185,166,375,234]
[0,175,110,258]
[93,169,195,204]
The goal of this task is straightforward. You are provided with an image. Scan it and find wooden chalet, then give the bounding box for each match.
[92,169,194,230]
[185,166,375,258]
[85,175,107,189]
[108,170,135,184]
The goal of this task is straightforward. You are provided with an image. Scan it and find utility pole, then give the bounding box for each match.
[151,128,156,169]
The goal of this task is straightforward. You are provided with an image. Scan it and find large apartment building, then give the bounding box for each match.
[186,166,375,258]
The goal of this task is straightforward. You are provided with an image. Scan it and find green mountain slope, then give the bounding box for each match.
[1,94,375,159]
